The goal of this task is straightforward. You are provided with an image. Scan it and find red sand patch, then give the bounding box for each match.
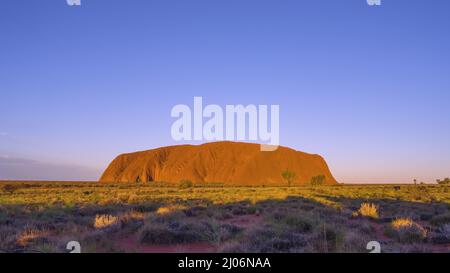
[116,235,217,253]
[113,215,263,253]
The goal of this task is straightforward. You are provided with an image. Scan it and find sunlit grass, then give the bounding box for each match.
[391,218,415,229]
[1,182,449,253]
[387,218,428,243]
[156,205,187,216]
[94,214,120,229]
[0,183,449,209]
[357,203,379,219]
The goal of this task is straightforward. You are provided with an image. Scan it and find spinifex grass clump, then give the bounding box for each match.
[94,214,120,230]
[16,225,51,246]
[386,218,427,243]
[156,205,187,216]
[355,203,379,219]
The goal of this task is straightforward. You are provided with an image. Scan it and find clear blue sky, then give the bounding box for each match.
[1,0,449,183]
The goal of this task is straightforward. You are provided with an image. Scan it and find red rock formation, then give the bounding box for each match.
[100,142,337,185]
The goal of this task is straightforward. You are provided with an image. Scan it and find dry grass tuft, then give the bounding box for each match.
[357,203,379,219]
[387,218,427,243]
[16,226,51,246]
[156,205,187,216]
[391,218,415,229]
[94,214,120,229]
[121,210,146,222]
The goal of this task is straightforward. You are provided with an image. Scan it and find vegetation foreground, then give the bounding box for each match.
[1,182,450,253]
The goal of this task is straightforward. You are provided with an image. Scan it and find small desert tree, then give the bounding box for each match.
[281,169,296,187]
[437,178,450,185]
[310,175,326,187]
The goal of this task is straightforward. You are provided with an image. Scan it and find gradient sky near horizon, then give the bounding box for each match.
[1,0,449,183]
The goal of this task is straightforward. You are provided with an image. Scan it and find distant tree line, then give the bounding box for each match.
[436,178,450,185]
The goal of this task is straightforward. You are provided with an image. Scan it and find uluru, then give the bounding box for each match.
[100,142,337,185]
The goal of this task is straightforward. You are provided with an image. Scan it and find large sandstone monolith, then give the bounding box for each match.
[100,142,337,186]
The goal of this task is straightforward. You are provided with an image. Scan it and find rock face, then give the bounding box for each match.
[99,142,337,185]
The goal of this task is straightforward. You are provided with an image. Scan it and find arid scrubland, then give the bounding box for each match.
[0,182,449,253]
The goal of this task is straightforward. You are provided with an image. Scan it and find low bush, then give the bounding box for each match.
[278,215,314,233]
[430,213,450,227]
[430,224,450,244]
[138,219,217,245]
[178,180,194,189]
[219,224,243,241]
